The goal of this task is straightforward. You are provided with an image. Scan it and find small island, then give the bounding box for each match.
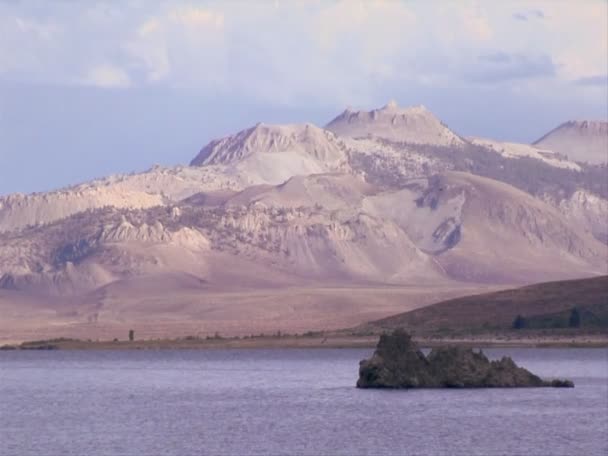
[357,329,574,389]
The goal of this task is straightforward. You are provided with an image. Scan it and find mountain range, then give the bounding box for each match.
[1,101,606,342]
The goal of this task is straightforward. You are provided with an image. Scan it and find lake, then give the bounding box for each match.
[0,348,606,456]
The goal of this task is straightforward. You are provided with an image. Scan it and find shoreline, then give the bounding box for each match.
[3,333,607,351]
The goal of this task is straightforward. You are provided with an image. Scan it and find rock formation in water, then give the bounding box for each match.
[356,329,574,388]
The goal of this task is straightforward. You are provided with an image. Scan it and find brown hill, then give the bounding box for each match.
[361,275,608,334]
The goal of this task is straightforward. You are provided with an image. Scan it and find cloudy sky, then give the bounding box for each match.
[1,0,606,194]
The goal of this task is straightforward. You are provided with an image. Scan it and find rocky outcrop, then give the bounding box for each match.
[357,330,574,388]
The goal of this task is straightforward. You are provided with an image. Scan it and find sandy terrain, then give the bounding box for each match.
[0,283,494,344]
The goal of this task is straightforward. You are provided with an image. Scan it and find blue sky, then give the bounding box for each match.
[1,0,606,194]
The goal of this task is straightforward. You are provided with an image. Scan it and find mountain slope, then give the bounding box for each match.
[469,137,580,170]
[423,173,606,283]
[1,172,603,299]
[533,120,608,164]
[0,166,242,233]
[190,123,351,185]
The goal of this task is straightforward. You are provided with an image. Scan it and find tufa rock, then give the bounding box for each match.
[357,329,574,389]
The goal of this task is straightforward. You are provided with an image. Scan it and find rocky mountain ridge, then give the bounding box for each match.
[0,101,606,340]
[2,104,605,237]
[325,101,465,146]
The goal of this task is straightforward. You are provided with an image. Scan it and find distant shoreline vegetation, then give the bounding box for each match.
[512,307,587,330]
[359,276,608,337]
[2,329,607,351]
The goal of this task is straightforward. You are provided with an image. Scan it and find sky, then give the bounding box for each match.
[0,0,607,195]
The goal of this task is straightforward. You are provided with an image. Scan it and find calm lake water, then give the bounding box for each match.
[0,348,606,456]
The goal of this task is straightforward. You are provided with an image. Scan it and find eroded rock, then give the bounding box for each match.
[357,329,574,389]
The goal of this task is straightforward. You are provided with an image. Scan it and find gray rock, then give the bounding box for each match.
[357,329,574,389]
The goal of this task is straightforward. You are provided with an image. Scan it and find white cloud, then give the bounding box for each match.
[125,18,170,83]
[542,2,608,81]
[0,0,604,105]
[314,0,415,52]
[460,7,493,41]
[124,5,226,87]
[80,64,132,88]
[14,17,60,41]
[168,6,224,28]
[0,15,62,77]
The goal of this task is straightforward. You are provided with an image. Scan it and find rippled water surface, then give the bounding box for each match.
[1,348,606,456]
